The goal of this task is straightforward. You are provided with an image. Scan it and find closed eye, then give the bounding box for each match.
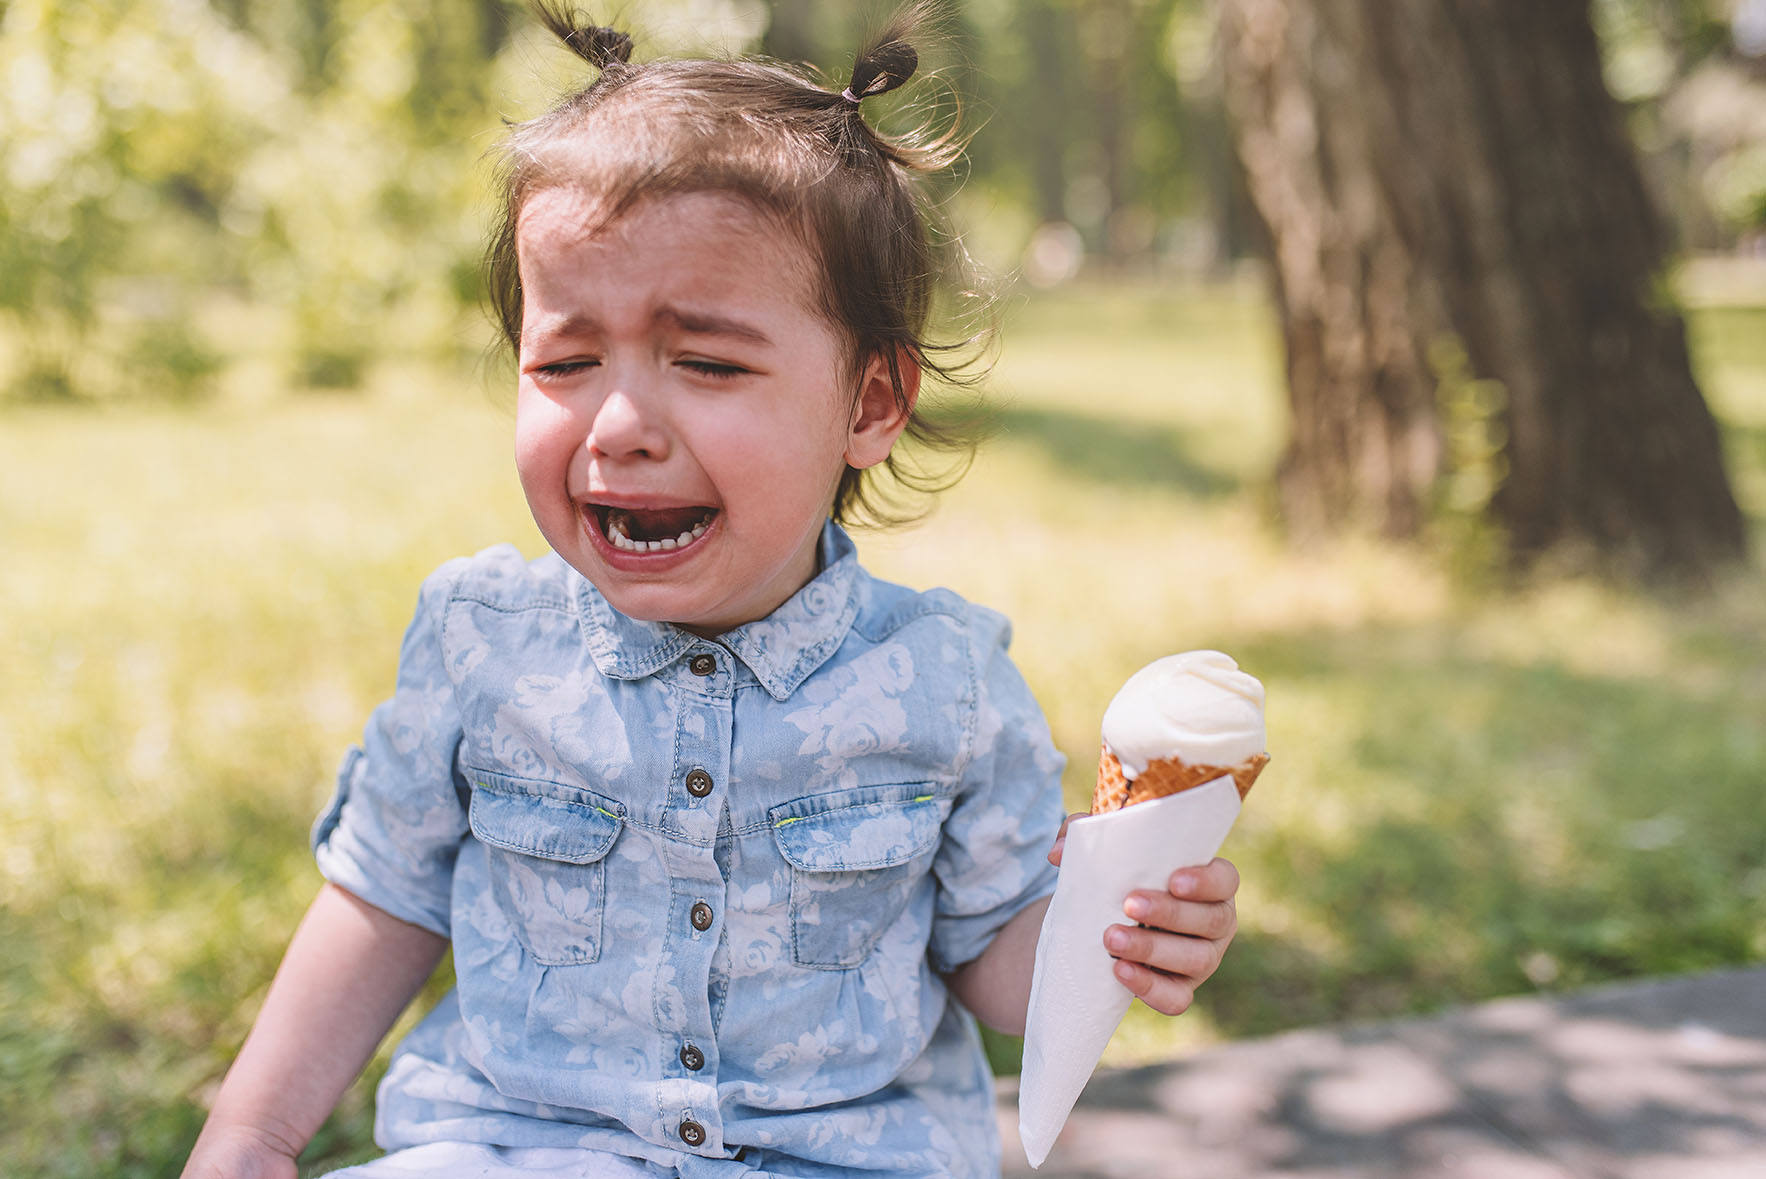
[679,358,749,379]
[531,358,600,379]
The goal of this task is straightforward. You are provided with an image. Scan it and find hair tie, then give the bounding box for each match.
[840,87,863,105]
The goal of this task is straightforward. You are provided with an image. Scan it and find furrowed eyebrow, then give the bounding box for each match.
[520,307,775,350]
[657,306,773,346]
[522,312,600,349]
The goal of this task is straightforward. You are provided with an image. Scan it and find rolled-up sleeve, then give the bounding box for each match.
[926,607,1066,974]
[311,562,469,937]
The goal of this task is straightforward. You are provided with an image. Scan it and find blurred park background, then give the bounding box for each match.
[3,1,1764,1175]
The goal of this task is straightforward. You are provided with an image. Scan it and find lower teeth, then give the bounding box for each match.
[607,515,709,553]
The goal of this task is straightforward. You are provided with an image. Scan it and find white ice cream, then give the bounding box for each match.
[1100,650,1266,777]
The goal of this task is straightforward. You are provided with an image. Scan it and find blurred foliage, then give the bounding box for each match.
[4,0,1763,402]
[1595,0,1766,247]
[0,0,530,401]
[1426,334,1510,588]
[0,0,1239,402]
[5,3,1764,1171]
[2,281,1761,1175]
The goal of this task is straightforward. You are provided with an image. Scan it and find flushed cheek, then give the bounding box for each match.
[513,432,581,531]
[717,422,846,509]
[514,400,578,478]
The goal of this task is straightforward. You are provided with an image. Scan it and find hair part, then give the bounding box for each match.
[485,1,994,528]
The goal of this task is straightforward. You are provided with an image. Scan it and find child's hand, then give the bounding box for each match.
[1048,812,1241,1017]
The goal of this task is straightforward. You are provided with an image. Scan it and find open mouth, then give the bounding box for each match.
[592,504,718,554]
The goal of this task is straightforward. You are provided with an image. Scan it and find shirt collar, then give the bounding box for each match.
[574,521,862,702]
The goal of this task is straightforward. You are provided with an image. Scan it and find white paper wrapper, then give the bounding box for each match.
[1017,775,1244,1168]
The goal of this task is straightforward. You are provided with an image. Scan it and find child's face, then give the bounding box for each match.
[513,189,905,635]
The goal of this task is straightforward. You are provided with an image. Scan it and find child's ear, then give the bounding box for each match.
[845,347,920,470]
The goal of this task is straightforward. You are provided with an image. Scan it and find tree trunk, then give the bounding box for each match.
[1219,0,1747,576]
[1021,0,1074,225]
[1082,0,1132,265]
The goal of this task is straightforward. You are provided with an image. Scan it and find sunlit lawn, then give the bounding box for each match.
[3,278,1763,1177]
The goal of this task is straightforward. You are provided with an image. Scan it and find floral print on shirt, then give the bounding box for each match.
[312,523,1065,1177]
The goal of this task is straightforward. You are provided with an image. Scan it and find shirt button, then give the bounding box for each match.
[680,1042,705,1071]
[685,768,714,797]
[690,901,714,931]
[678,1118,706,1147]
[689,653,717,676]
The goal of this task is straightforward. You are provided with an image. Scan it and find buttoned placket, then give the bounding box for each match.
[655,643,732,1154]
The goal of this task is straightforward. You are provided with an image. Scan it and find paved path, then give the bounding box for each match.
[996,966,1766,1178]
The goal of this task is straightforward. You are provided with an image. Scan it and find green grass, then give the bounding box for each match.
[4,280,1764,1177]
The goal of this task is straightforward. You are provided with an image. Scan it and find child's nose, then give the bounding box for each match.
[586,387,669,461]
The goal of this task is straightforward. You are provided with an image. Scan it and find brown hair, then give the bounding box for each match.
[484,1,991,526]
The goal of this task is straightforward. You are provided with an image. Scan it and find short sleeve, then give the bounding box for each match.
[926,608,1066,974]
[311,562,470,937]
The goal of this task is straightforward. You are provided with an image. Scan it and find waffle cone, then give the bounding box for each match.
[1092,746,1268,814]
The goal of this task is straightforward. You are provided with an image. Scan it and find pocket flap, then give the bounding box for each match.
[468,768,623,865]
[770,785,948,872]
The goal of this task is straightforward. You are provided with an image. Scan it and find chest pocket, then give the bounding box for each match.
[468,768,623,967]
[771,785,951,969]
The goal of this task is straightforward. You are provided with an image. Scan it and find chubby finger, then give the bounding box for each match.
[1168,856,1241,903]
[1104,922,1226,980]
[1112,959,1198,1016]
[1122,889,1238,943]
[1046,812,1087,867]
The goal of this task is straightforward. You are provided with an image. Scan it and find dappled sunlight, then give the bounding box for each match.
[4,286,1762,1172]
[1001,967,1766,1176]
[6,0,1765,1164]
[859,291,1766,1078]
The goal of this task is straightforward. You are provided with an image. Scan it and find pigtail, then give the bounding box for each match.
[844,32,918,105]
[533,1,633,70]
[827,3,968,178]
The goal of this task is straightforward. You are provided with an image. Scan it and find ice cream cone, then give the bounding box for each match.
[1021,650,1267,1167]
[1092,745,1268,813]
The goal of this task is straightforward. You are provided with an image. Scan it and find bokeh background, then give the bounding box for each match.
[2,1,1763,1175]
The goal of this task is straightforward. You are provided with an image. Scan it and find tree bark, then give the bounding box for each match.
[1219,0,1747,576]
[1021,0,1075,225]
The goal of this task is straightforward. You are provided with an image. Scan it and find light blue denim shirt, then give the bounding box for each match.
[312,523,1066,1177]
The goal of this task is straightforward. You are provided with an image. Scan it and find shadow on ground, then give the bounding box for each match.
[990,403,1241,499]
[999,966,1766,1177]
